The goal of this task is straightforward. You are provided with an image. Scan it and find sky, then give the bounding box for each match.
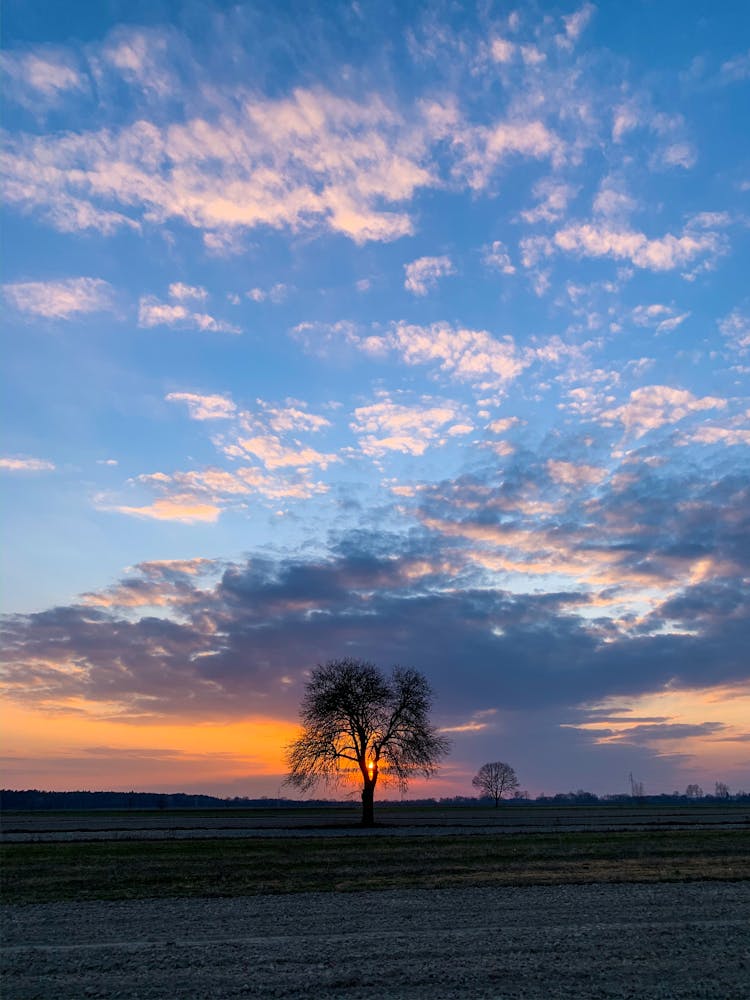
[1,0,749,800]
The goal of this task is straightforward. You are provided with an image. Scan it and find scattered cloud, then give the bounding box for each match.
[0,456,56,472]
[138,296,240,334]
[168,283,207,302]
[404,255,456,296]
[631,304,691,334]
[351,395,468,456]
[719,310,750,354]
[247,284,289,304]
[521,179,577,224]
[3,278,114,319]
[166,392,237,420]
[1,49,86,105]
[552,223,724,272]
[482,241,515,274]
[601,385,726,438]
[107,495,222,524]
[387,322,526,392]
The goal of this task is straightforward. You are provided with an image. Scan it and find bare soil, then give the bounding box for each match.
[3,882,749,999]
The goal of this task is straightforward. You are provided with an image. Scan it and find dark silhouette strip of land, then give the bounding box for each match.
[3,825,748,905]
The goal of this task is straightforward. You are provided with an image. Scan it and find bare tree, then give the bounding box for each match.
[685,783,703,798]
[714,781,730,799]
[285,658,450,826]
[472,761,519,806]
[629,772,645,799]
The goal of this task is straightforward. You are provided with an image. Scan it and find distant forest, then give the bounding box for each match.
[2,788,748,810]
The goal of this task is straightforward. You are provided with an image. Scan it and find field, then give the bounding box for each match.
[2,804,749,998]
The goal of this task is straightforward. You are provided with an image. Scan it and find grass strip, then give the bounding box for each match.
[2,829,748,905]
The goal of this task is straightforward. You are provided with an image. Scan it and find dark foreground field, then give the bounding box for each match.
[2,805,749,998]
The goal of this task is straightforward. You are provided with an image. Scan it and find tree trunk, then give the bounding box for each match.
[361,780,375,826]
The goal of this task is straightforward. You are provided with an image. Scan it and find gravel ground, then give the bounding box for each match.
[3,882,749,999]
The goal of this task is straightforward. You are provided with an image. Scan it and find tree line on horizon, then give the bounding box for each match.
[2,787,747,811]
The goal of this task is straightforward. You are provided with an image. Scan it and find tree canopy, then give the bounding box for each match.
[472,761,519,806]
[285,657,450,825]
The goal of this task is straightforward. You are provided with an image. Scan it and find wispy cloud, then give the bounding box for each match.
[166,393,237,420]
[247,284,289,304]
[3,278,114,319]
[138,296,240,334]
[0,456,55,472]
[631,304,690,334]
[107,495,222,524]
[168,283,207,302]
[482,241,515,274]
[1,49,86,104]
[404,255,456,295]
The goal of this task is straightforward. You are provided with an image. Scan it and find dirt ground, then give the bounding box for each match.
[3,881,749,999]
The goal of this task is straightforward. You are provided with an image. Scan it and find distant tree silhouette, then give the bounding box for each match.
[685,783,704,798]
[472,761,519,806]
[285,658,450,826]
[714,781,730,799]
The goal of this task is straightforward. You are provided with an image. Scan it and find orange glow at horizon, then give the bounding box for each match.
[574,683,750,786]
[0,701,301,793]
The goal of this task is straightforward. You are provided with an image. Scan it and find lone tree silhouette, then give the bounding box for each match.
[285,657,450,826]
[472,761,519,806]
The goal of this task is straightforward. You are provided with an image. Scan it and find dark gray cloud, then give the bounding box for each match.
[2,460,748,793]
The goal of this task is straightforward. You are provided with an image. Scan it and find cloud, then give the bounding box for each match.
[214,397,337,472]
[454,119,565,190]
[552,223,724,271]
[231,436,337,470]
[166,392,237,420]
[719,49,750,84]
[547,460,607,488]
[521,179,576,224]
[719,310,750,354]
[600,385,726,438]
[100,26,176,99]
[247,284,289,303]
[490,38,515,63]
[168,283,207,302]
[677,424,750,448]
[612,102,641,143]
[0,50,86,105]
[387,322,526,392]
[109,495,222,524]
[3,278,114,319]
[404,255,456,295]
[482,241,515,274]
[351,395,468,456]
[653,142,697,170]
[2,86,434,245]
[631,304,690,334]
[260,402,331,434]
[0,456,55,472]
[2,479,748,726]
[138,296,241,334]
[558,4,595,49]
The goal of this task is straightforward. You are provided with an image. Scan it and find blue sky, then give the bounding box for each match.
[2,0,749,798]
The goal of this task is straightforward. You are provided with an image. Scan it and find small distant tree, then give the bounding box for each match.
[285,658,450,826]
[472,761,519,806]
[629,772,645,799]
[714,781,730,799]
[685,783,703,799]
